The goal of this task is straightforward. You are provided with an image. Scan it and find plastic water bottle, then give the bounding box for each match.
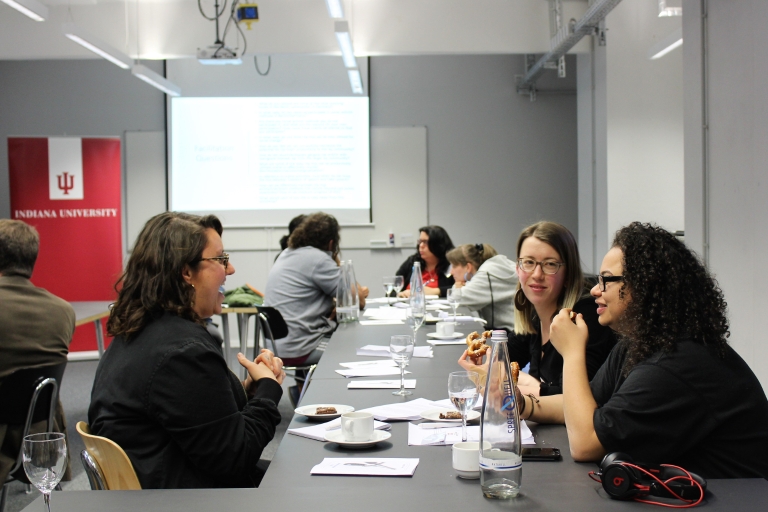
[479,330,522,499]
[336,260,359,323]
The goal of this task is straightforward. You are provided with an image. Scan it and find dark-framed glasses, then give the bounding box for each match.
[201,252,230,269]
[516,258,563,275]
[597,274,623,291]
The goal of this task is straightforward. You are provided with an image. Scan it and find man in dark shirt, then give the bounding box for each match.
[521,222,768,479]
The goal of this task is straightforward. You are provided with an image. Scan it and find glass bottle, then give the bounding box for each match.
[479,330,522,499]
[409,261,425,312]
[336,260,359,323]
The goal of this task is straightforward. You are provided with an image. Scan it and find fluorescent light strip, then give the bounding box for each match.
[62,24,133,70]
[648,27,683,60]
[0,0,47,21]
[334,21,357,69]
[325,0,344,19]
[347,69,363,94]
[131,64,181,97]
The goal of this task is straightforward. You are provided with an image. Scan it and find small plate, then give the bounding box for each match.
[294,404,354,420]
[420,408,481,423]
[456,469,480,479]
[427,332,465,340]
[324,429,392,448]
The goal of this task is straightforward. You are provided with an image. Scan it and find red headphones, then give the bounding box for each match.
[590,452,707,508]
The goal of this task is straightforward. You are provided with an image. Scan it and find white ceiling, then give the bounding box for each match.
[0,0,591,61]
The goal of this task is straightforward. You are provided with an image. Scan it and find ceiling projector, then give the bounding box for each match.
[197,45,243,65]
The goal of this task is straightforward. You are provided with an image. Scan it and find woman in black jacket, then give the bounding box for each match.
[396,225,455,298]
[89,212,284,488]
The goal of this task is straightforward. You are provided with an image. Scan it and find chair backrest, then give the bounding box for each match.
[0,362,66,427]
[256,306,289,357]
[75,422,142,490]
[79,449,108,490]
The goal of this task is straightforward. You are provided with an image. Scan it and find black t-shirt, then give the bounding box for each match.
[591,340,768,479]
[507,296,617,395]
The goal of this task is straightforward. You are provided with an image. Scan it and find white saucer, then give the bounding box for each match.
[426,332,464,340]
[323,429,392,448]
[294,404,354,420]
[456,469,480,479]
[419,408,480,422]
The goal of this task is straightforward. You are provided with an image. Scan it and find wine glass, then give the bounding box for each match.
[390,335,415,396]
[448,371,480,442]
[393,276,404,299]
[382,276,396,306]
[405,306,426,345]
[446,288,461,324]
[23,433,67,512]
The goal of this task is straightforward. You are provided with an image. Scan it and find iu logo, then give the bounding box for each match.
[48,138,84,200]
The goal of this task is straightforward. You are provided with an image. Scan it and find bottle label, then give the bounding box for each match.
[479,456,522,471]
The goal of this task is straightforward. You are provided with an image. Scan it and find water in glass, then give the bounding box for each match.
[448,371,479,442]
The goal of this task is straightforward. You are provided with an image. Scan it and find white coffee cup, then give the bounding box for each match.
[340,411,374,442]
[436,321,455,337]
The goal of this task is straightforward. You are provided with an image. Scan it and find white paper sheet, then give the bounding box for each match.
[347,380,416,389]
[437,312,486,323]
[426,338,467,346]
[407,423,480,445]
[288,419,390,442]
[335,367,411,378]
[339,360,397,368]
[310,458,419,476]
[363,308,407,319]
[356,345,433,358]
[432,396,484,410]
[359,398,438,421]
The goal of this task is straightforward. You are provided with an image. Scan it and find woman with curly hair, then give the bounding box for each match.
[397,225,455,298]
[523,222,768,479]
[89,212,285,488]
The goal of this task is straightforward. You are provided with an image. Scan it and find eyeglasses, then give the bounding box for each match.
[200,252,229,269]
[517,258,563,275]
[417,239,429,247]
[597,274,623,292]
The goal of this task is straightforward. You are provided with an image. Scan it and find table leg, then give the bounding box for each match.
[220,314,232,371]
[238,313,250,380]
[95,318,105,358]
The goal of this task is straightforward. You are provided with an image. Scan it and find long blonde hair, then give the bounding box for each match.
[513,222,584,335]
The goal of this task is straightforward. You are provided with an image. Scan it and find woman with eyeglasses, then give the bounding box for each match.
[397,225,455,298]
[459,221,616,397]
[446,243,518,330]
[522,223,768,479]
[89,212,285,488]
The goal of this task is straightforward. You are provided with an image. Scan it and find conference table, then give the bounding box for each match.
[24,304,768,512]
[70,301,112,358]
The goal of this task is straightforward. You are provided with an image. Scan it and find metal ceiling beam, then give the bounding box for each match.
[516,0,624,98]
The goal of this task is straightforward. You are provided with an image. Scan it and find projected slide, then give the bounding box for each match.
[170,97,370,225]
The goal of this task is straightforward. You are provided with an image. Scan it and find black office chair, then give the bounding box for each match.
[0,361,67,512]
[255,306,317,406]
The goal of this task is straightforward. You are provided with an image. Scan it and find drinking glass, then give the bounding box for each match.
[448,371,480,442]
[393,276,404,298]
[382,276,396,306]
[390,335,415,396]
[447,288,461,324]
[23,433,67,512]
[405,306,426,345]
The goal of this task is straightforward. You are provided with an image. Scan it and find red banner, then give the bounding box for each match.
[8,137,122,352]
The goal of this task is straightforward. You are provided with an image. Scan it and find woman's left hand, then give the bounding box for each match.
[549,308,589,360]
[240,350,285,396]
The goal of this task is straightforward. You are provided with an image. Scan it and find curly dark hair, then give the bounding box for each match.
[107,212,223,338]
[288,212,340,260]
[613,222,729,374]
[279,214,307,251]
[416,225,454,275]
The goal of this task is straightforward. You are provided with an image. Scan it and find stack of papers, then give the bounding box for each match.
[356,345,433,358]
[426,338,467,346]
[339,360,397,369]
[359,398,438,421]
[363,308,407,320]
[335,367,410,378]
[348,380,416,389]
[288,419,391,442]
[310,458,419,476]
[407,420,535,446]
[437,312,486,323]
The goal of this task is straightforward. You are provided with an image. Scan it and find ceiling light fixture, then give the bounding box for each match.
[131,64,181,97]
[62,24,133,70]
[0,0,47,22]
[334,21,357,68]
[324,0,344,19]
[347,69,363,94]
[648,27,683,60]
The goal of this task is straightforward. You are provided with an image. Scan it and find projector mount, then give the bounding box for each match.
[197,0,254,65]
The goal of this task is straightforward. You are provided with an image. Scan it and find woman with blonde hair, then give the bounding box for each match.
[460,221,616,396]
[446,243,517,330]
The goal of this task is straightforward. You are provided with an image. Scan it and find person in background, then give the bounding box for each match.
[446,243,517,330]
[397,225,455,298]
[459,221,616,396]
[0,220,75,486]
[526,222,768,479]
[89,212,284,488]
[265,212,368,402]
[275,214,306,262]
